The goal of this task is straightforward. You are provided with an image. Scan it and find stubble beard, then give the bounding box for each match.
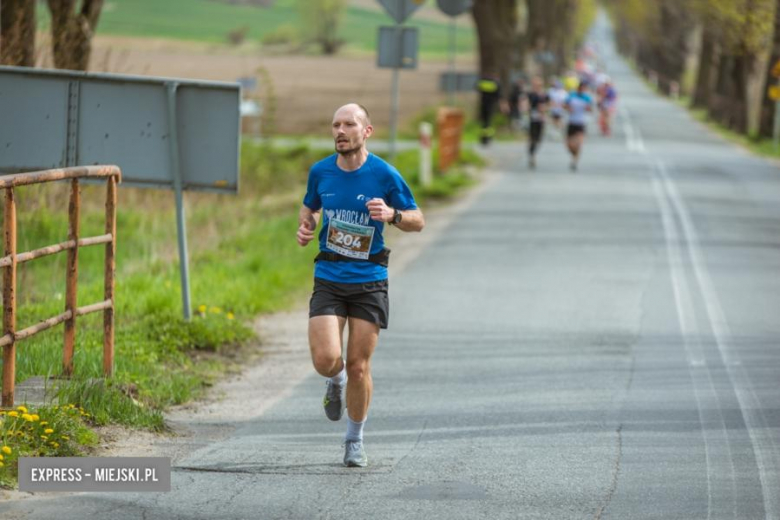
[335,140,362,157]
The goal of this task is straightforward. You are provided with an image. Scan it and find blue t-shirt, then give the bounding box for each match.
[303,153,418,283]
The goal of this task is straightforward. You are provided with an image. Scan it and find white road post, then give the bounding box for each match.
[419,121,433,187]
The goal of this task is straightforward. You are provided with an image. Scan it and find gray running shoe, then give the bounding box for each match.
[343,440,368,467]
[323,379,345,421]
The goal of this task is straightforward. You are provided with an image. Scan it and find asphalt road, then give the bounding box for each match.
[3,13,780,520]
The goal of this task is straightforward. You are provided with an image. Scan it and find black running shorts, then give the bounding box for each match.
[309,278,389,329]
[529,121,544,142]
[567,123,586,137]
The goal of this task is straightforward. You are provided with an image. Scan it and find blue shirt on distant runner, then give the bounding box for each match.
[303,153,418,283]
[566,92,594,126]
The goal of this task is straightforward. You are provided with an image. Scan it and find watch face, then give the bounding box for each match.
[393,210,402,224]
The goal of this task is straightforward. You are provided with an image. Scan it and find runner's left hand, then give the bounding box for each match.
[366,198,393,222]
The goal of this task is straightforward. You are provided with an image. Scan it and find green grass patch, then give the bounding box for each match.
[1,404,99,488]
[36,0,475,58]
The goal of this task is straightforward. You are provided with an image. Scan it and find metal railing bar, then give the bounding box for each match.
[76,299,112,317]
[0,234,113,267]
[12,310,72,343]
[0,166,121,189]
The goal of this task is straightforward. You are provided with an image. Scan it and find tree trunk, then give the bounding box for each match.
[731,53,753,133]
[472,0,518,90]
[525,0,574,77]
[760,0,780,137]
[47,0,104,71]
[656,0,692,93]
[710,54,746,129]
[692,22,717,109]
[0,0,36,66]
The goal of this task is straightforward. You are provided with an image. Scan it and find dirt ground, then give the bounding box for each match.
[85,35,477,135]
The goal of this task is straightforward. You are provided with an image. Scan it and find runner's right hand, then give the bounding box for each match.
[297,220,315,246]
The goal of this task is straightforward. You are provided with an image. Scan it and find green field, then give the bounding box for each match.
[36,0,475,57]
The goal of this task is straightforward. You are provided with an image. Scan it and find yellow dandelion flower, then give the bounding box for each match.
[198,305,207,313]
[2,446,11,454]
[31,414,40,421]
[16,405,28,413]
[0,461,4,467]
[52,442,60,448]
[44,428,54,434]
[40,435,48,440]
[0,453,3,460]
[209,306,222,314]
[40,421,48,426]
[8,411,18,417]
[21,413,33,422]
[227,312,235,320]
[61,435,70,441]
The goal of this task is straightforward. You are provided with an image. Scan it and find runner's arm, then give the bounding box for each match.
[366,199,424,232]
[393,208,425,233]
[297,205,320,246]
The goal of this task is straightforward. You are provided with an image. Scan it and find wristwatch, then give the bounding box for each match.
[390,208,403,225]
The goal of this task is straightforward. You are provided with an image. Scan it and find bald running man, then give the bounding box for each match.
[296,103,425,467]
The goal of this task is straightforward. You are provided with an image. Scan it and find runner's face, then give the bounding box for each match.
[332,107,372,155]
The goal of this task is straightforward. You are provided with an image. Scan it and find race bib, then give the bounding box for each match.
[326,219,375,259]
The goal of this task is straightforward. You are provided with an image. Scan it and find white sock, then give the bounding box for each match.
[329,364,346,386]
[346,416,366,442]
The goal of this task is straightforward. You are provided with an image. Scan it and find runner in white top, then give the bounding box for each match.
[564,81,594,172]
[547,79,569,132]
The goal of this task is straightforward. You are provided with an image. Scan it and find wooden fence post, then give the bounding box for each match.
[2,188,17,408]
[63,179,80,376]
[103,176,116,376]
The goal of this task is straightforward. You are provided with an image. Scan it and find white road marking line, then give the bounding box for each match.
[657,160,779,520]
[652,172,735,519]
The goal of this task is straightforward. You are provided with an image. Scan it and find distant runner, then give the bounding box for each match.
[508,77,526,133]
[564,81,594,172]
[547,79,569,133]
[597,78,617,136]
[297,103,425,467]
[522,76,549,169]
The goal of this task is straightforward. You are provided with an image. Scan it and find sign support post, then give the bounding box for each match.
[436,1,472,105]
[448,17,456,106]
[389,20,402,164]
[166,82,192,320]
[377,0,425,163]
